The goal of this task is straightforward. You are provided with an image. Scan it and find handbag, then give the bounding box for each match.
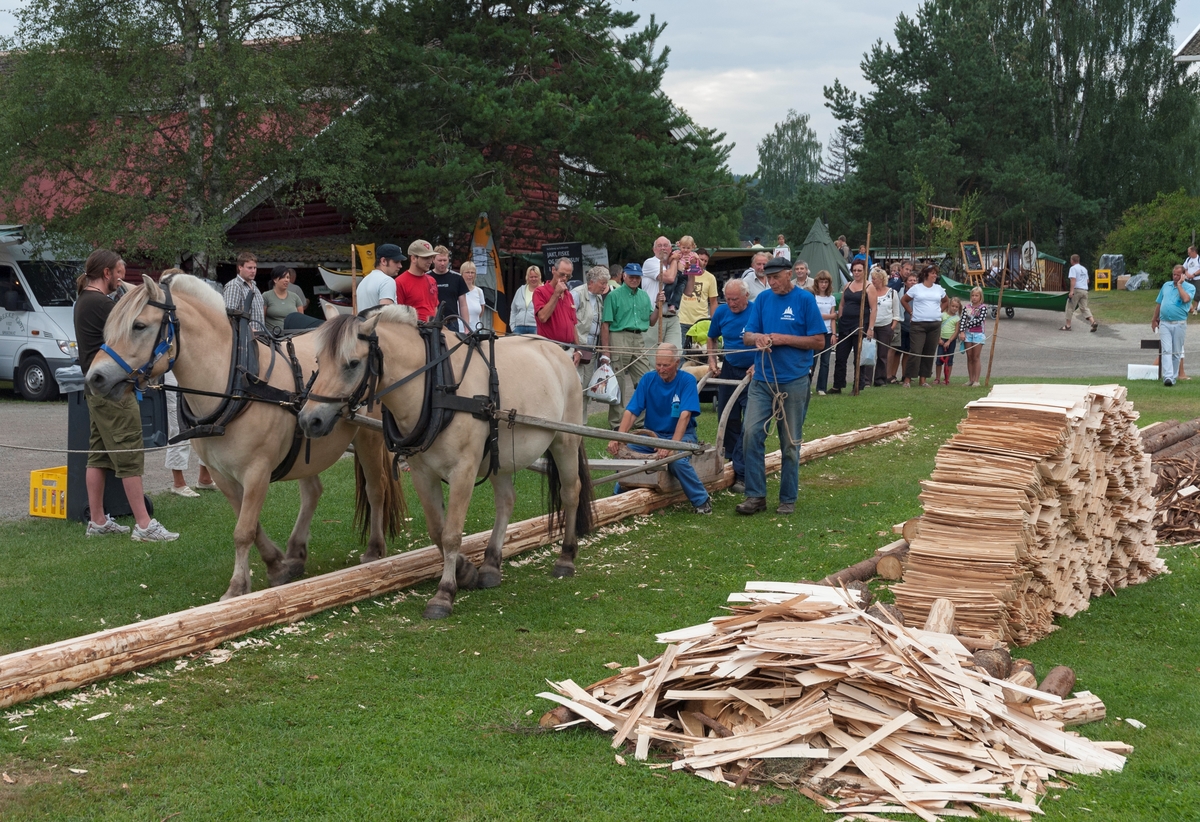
[585,362,620,404]
[860,338,878,367]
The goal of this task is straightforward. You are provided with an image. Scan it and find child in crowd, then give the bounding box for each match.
[936,296,962,385]
[677,235,702,278]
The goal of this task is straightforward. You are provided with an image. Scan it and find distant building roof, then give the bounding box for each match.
[1176,22,1200,61]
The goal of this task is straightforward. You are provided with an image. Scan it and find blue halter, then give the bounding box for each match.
[100,280,179,401]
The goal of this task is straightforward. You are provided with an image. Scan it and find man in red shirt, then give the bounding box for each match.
[395,239,440,321]
[534,258,581,364]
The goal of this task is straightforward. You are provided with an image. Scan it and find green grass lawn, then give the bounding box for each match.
[1083,286,1200,327]
[1,380,1198,820]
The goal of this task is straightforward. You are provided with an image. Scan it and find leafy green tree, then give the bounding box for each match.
[0,0,378,271]
[364,1,743,258]
[756,110,822,204]
[1101,190,1200,285]
[823,0,1198,260]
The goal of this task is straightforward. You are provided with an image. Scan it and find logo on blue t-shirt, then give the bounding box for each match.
[782,306,794,320]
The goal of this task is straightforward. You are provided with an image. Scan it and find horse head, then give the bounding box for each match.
[86,276,176,401]
[298,309,384,437]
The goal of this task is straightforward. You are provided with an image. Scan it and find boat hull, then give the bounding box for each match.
[940,276,1068,311]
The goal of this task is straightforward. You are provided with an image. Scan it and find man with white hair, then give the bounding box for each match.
[607,343,711,514]
[707,277,754,494]
[741,251,771,300]
[642,235,683,348]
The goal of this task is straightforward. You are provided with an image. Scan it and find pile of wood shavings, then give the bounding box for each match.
[540,582,1129,821]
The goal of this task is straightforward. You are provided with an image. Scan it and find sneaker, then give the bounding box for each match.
[131,519,179,543]
[827,388,842,395]
[817,390,826,396]
[195,481,219,491]
[1164,379,1175,387]
[735,497,767,516]
[169,485,201,498]
[731,480,746,495]
[694,500,712,515]
[86,515,131,536]
[776,502,796,515]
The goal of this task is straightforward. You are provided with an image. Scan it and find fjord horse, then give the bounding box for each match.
[296,307,593,619]
[85,273,404,600]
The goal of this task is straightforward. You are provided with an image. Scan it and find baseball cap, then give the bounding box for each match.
[623,263,643,278]
[407,240,437,258]
[377,243,406,263]
[763,257,791,276]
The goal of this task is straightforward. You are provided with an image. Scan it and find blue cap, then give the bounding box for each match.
[623,263,643,278]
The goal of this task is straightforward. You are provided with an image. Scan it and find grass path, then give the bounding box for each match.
[1,379,1197,820]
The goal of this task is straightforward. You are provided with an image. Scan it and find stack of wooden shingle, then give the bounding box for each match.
[892,384,1164,646]
[541,582,1128,821]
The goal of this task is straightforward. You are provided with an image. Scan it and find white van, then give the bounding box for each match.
[0,226,82,401]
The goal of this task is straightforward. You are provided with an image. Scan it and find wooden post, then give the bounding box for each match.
[852,223,872,395]
[350,245,359,315]
[0,417,912,709]
[983,243,1011,388]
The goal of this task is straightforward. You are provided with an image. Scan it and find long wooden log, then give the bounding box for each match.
[1142,418,1200,454]
[1152,432,1200,461]
[0,417,912,709]
[820,540,908,586]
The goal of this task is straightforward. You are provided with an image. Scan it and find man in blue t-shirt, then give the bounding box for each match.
[736,257,827,515]
[1153,264,1195,387]
[607,343,712,514]
[706,277,755,492]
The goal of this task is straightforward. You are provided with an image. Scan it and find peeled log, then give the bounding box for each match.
[866,602,906,627]
[972,647,1013,679]
[0,415,917,711]
[1039,666,1077,698]
[1010,658,1037,680]
[923,598,957,635]
[1002,670,1037,703]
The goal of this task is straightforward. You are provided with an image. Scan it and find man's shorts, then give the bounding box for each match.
[86,391,145,478]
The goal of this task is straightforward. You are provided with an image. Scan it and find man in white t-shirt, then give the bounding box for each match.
[1063,253,1097,332]
[355,243,404,311]
[740,251,771,300]
[1183,247,1200,314]
[642,235,682,349]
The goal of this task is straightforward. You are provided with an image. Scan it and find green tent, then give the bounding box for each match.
[798,219,850,289]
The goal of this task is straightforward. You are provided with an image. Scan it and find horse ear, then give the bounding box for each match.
[360,312,382,335]
[145,276,163,301]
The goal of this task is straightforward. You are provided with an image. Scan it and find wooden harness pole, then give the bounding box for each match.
[852,223,872,396]
[983,243,1011,388]
[350,245,359,315]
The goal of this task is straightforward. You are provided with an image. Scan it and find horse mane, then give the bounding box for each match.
[316,305,420,365]
[162,270,227,315]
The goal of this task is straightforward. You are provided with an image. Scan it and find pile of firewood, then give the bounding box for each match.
[1143,417,1200,544]
[539,582,1127,822]
[891,384,1164,646]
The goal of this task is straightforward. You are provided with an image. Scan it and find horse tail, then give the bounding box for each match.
[545,438,594,539]
[574,439,595,537]
[354,430,406,542]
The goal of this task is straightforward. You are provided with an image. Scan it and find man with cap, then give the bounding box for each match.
[356,243,404,311]
[736,256,826,516]
[600,262,663,428]
[395,240,440,321]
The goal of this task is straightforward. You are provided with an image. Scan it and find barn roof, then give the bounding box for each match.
[1175,22,1200,61]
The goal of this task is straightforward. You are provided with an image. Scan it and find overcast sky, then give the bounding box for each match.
[1,0,1198,175]
[615,0,1200,174]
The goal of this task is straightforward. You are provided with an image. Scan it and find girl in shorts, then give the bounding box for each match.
[960,286,987,387]
[936,297,962,385]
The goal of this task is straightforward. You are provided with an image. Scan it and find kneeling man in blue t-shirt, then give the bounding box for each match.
[736,257,827,516]
[607,342,712,514]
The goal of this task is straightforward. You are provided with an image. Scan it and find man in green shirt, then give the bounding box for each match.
[600,263,662,428]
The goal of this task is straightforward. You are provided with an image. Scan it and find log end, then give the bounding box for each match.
[539,705,578,729]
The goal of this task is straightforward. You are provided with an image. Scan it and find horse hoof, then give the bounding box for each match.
[360,551,385,564]
[269,562,305,587]
[478,566,503,589]
[456,560,480,590]
[551,561,575,579]
[423,602,453,620]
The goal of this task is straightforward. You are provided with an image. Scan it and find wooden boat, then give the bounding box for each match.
[940,275,1068,312]
[318,296,353,317]
[318,265,359,295]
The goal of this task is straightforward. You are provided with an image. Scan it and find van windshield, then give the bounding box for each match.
[20,260,82,307]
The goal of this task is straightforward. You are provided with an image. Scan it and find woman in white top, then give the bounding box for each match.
[899,264,947,387]
[508,265,542,334]
[811,270,837,395]
[460,261,486,330]
[869,267,900,386]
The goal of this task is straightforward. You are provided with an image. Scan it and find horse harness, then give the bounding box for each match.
[310,319,503,483]
[109,281,310,483]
